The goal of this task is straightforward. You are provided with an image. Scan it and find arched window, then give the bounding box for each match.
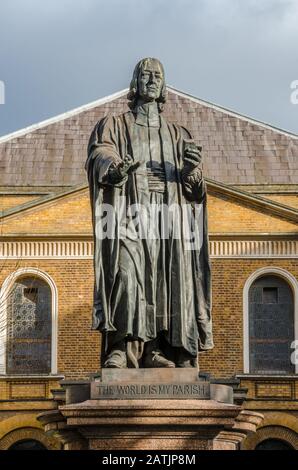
[8,439,47,451]
[6,277,52,375]
[0,268,58,375]
[248,275,295,374]
[255,439,294,451]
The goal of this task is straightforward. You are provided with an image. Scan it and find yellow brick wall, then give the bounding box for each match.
[0,413,61,449]
[0,382,8,400]
[10,383,46,399]
[256,383,292,399]
[199,258,298,377]
[1,189,297,236]
[262,194,298,209]
[0,378,62,400]
[239,378,298,401]
[207,194,298,233]
[0,195,40,212]
[0,259,100,379]
[0,190,297,380]
[0,190,92,235]
[1,257,297,379]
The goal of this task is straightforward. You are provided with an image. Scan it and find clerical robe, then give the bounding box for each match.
[86,106,213,358]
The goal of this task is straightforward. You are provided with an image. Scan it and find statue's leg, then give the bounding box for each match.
[103,242,142,369]
[103,337,127,368]
[159,336,198,369]
[175,347,198,368]
[126,339,144,368]
[142,336,176,368]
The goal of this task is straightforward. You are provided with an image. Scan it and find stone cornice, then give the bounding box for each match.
[0,233,296,241]
[0,239,297,259]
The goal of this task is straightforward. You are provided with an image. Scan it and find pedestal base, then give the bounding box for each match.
[58,398,262,450]
[38,371,263,450]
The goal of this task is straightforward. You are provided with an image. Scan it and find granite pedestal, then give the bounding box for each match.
[38,369,263,450]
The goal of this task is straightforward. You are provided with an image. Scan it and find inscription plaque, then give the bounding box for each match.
[91,380,210,400]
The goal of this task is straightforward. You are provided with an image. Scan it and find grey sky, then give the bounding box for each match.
[0,0,297,137]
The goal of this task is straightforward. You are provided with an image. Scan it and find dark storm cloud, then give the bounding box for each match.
[0,0,297,136]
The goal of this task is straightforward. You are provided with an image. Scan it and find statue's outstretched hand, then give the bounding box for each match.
[118,155,140,177]
[108,155,140,184]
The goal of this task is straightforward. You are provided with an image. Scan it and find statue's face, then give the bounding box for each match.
[137,59,163,102]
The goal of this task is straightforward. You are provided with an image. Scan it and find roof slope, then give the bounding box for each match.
[0,86,297,188]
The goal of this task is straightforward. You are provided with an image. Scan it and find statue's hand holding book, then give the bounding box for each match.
[182,140,203,184]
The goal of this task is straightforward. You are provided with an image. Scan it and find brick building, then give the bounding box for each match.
[0,87,297,450]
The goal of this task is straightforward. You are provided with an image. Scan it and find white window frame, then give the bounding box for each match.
[0,268,58,375]
[243,267,298,374]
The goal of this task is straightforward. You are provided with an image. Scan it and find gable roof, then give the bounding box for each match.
[0,89,128,145]
[168,86,298,139]
[1,86,297,146]
[0,86,298,188]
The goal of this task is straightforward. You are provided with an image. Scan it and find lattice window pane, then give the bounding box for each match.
[6,277,52,375]
[263,287,278,304]
[249,275,294,374]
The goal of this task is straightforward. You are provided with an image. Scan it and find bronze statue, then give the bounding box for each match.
[86,58,213,368]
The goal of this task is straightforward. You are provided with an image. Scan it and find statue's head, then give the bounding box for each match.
[127,57,166,111]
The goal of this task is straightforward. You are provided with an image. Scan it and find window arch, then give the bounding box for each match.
[0,268,58,375]
[8,439,47,451]
[7,277,52,374]
[243,268,298,374]
[255,439,294,450]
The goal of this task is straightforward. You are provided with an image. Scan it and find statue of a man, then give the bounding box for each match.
[86,58,213,369]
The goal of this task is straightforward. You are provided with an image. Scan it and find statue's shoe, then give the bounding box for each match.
[104,350,127,368]
[176,360,196,368]
[143,351,175,368]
